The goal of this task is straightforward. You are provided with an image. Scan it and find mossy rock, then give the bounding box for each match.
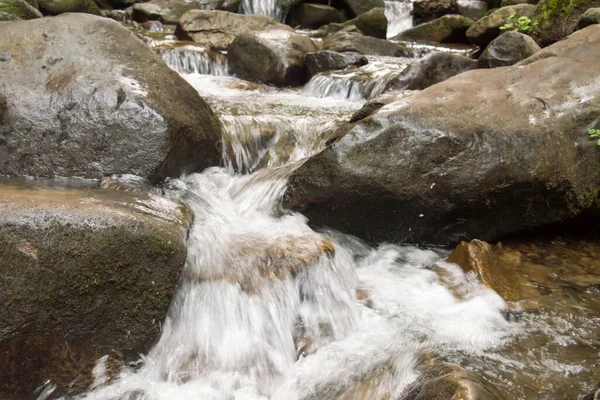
[0,0,41,20]
[466,4,536,46]
[392,14,475,44]
[578,7,600,28]
[531,0,600,45]
[38,0,100,15]
[322,7,387,39]
[0,180,190,398]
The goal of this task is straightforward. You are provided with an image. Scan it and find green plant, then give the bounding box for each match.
[500,13,538,32]
[588,128,600,145]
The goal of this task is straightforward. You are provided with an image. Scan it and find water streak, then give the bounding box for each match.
[240,0,288,22]
[385,0,414,39]
[158,46,228,76]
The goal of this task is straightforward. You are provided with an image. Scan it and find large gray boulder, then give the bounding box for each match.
[392,14,474,43]
[132,0,241,24]
[284,25,600,245]
[175,10,293,50]
[0,179,190,399]
[386,51,477,90]
[466,4,536,46]
[0,15,222,182]
[228,29,318,86]
[478,30,541,68]
[0,0,41,20]
[323,31,410,56]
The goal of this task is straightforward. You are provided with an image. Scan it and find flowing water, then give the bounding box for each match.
[384,0,413,39]
[42,12,600,400]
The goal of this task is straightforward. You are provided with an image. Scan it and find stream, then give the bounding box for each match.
[45,2,600,399]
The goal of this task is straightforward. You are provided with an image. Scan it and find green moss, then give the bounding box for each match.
[0,0,41,19]
[535,0,588,29]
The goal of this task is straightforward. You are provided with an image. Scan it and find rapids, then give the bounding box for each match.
[44,11,600,400]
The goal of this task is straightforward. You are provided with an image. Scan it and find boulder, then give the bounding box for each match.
[305,50,368,77]
[0,179,190,398]
[132,0,241,24]
[447,240,531,301]
[38,0,100,15]
[466,4,536,47]
[287,3,342,29]
[403,363,503,400]
[344,0,384,16]
[227,30,318,86]
[175,10,293,50]
[457,0,487,20]
[0,15,222,181]
[0,0,41,20]
[323,31,410,56]
[412,0,458,24]
[386,51,476,91]
[321,7,388,39]
[284,25,600,245]
[392,14,474,43]
[478,31,541,68]
[578,7,600,29]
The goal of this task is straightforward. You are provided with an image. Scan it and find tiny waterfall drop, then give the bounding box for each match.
[158,46,228,76]
[240,0,287,22]
[385,0,414,39]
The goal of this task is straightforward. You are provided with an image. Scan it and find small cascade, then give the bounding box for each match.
[385,0,414,39]
[157,46,228,76]
[301,56,411,101]
[240,0,287,22]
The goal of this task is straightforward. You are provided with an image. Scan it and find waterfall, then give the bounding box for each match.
[74,168,514,400]
[384,0,414,39]
[240,0,288,22]
[157,46,228,76]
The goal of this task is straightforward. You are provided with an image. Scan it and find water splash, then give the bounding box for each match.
[158,46,228,76]
[73,166,515,400]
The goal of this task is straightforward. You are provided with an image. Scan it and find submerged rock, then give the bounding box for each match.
[385,51,477,91]
[466,4,536,47]
[322,7,388,39]
[0,14,222,181]
[285,25,600,245]
[305,50,369,77]
[0,179,190,398]
[175,10,293,50]
[447,240,531,301]
[323,31,410,56]
[392,14,474,43]
[403,363,504,400]
[0,0,41,20]
[227,29,317,86]
[478,31,541,67]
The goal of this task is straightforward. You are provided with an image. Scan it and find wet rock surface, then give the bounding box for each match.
[0,14,222,181]
[287,3,342,29]
[0,178,190,399]
[37,0,100,15]
[322,7,388,39]
[285,25,600,245]
[412,0,458,24]
[132,0,241,24]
